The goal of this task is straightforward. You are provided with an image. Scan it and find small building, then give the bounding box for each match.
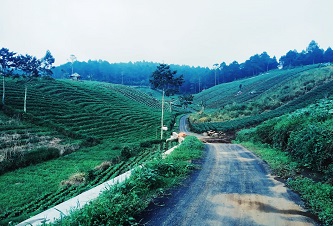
[70,73,81,81]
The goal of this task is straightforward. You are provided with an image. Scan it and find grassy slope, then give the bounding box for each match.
[0,79,175,224]
[189,64,333,132]
[191,65,333,225]
[4,79,168,141]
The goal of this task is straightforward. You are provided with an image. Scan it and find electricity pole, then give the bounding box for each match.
[160,89,165,139]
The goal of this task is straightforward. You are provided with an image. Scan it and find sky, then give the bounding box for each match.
[0,0,333,68]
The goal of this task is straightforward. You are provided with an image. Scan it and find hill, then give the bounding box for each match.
[189,64,333,133]
[0,79,179,224]
[189,64,333,225]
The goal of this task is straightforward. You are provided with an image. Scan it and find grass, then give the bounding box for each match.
[236,141,333,226]
[51,136,204,225]
[0,78,180,224]
[287,177,333,226]
[191,65,333,123]
[189,64,333,133]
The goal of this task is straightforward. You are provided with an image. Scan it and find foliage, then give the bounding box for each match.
[217,52,278,83]
[0,147,60,175]
[236,98,333,180]
[179,94,194,108]
[0,48,17,106]
[189,65,332,133]
[39,50,55,77]
[191,64,332,118]
[236,142,299,178]
[280,40,333,67]
[52,136,204,225]
[287,177,333,226]
[149,63,184,96]
[237,142,333,226]
[0,139,177,225]
[0,78,179,224]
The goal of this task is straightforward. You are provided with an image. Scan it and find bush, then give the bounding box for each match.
[236,98,333,180]
[0,147,60,175]
[288,177,333,226]
[53,136,204,225]
[287,120,333,172]
[140,139,164,148]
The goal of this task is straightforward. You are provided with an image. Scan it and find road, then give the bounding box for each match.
[136,116,318,226]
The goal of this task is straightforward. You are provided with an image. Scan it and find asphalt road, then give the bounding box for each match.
[135,116,318,226]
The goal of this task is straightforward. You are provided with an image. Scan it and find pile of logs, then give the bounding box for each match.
[202,130,226,138]
[201,130,232,143]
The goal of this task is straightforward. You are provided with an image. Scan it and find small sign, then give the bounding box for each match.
[162,126,168,131]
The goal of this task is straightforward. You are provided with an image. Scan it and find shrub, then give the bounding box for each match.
[287,177,333,226]
[53,136,204,225]
[287,120,333,172]
[0,147,60,175]
[236,98,333,180]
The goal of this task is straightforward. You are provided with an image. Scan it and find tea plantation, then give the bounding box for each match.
[189,64,333,225]
[0,78,179,225]
[190,64,333,132]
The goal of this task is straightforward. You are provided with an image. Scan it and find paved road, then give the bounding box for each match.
[136,116,318,226]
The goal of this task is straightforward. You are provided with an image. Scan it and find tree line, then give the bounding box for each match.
[279,40,333,67]
[52,40,332,94]
[0,48,55,111]
[1,40,332,98]
[215,40,333,84]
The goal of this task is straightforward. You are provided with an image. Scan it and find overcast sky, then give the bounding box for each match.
[1,0,333,68]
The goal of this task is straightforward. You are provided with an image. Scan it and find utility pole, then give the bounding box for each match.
[160,89,165,139]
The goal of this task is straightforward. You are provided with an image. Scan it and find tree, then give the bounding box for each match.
[219,62,227,83]
[69,54,77,75]
[149,63,184,96]
[0,48,17,106]
[149,63,184,139]
[213,63,219,85]
[179,94,194,109]
[17,54,41,112]
[279,50,299,68]
[40,50,55,77]
[305,40,324,64]
[323,47,333,63]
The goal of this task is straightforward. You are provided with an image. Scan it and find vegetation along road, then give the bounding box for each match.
[137,117,318,226]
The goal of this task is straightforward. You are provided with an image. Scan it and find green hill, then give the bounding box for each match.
[0,79,178,224]
[189,64,333,225]
[189,64,333,132]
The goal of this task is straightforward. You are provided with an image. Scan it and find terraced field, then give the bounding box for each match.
[0,79,178,225]
[195,64,323,108]
[2,79,173,141]
[190,64,333,133]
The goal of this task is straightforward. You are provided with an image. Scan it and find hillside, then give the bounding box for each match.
[189,64,333,132]
[189,64,333,225]
[0,79,179,224]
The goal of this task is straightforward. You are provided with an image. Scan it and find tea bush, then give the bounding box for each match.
[0,147,60,175]
[236,98,333,178]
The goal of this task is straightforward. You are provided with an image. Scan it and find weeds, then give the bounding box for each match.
[51,136,204,225]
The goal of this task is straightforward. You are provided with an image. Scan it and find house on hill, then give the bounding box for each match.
[70,73,81,81]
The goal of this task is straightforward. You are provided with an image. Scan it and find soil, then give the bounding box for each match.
[134,116,319,226]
